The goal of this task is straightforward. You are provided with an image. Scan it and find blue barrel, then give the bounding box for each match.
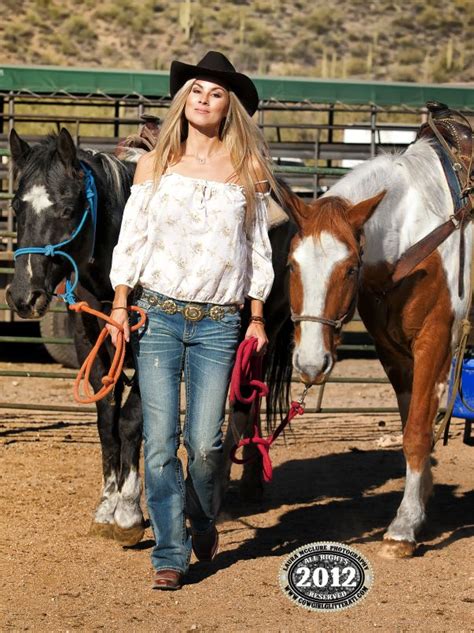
[447,356,474,419]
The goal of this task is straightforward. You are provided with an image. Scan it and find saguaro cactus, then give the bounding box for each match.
[367,43,373,74]
[446,37,453,70]
[330,52,337,78]
[321,48,328,78]
[422,53,431,82]
[239,7,247,46]
[179,0,194,41]
[341,54,347,79]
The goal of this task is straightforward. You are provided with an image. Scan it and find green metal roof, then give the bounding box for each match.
[0,64,473,109]
[256,76,474,109]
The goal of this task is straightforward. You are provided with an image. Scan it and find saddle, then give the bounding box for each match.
[114,114,161,160]
[418,101,473,206]
[392,102,474,296]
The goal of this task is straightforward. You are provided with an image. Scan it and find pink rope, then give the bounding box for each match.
[229,337,305,482]
[229,337,268,404]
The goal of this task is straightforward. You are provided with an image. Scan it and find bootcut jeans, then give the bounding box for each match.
[132,289,241,574]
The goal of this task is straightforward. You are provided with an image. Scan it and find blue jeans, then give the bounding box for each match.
[132,289,240,573]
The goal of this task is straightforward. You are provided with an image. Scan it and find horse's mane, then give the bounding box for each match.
[329,137,448,220]
[89,151,134,218]
[16,133,66,182]
[275,176,304,225]
[306,196,361,254]
[16,133,134,231]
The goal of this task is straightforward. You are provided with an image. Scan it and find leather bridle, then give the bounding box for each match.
[290,312,348,330]
[290,292,358,331]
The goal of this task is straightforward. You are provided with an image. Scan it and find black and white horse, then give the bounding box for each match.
[7,128,296,544]
[7,128,146,545]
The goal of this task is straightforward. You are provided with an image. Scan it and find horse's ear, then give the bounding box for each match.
[349,191,386,233]
[9,129,31,172]
[57,128,77,166]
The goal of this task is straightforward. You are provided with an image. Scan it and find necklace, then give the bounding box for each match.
[185,149,228,165]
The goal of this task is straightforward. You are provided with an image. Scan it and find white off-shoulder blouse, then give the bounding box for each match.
[109,172,274,305]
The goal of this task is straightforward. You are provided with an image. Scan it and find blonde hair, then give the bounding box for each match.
[152,78,279,226]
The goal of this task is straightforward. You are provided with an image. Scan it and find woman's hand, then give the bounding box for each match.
[245,321,268,355]
[106,307,130,347]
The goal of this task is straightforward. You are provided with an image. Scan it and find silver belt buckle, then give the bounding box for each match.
[183,304,204,321]
[209,305,225,321]
[161,299,178,315]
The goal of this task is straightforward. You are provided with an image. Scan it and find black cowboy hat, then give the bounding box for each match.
[170,51,259,116]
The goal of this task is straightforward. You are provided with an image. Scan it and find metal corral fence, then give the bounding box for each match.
[0,298,393,416]
[0,356,394,418]
[1,66,473,417]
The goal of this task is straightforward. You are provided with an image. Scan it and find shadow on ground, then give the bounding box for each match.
[0,322,51,363]
[184,449,473,583]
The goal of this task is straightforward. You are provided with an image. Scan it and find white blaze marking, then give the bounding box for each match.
[26,254,33,280]
[22,184,53,215]
[293,231,348,376]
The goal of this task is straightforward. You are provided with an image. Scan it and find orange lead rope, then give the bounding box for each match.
[68,301,146,404]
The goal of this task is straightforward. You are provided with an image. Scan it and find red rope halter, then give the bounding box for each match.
[229,337,306,482]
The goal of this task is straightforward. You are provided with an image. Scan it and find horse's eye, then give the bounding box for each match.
[11,197,21,214]
[60,206,73,218]
[347,266,359,277]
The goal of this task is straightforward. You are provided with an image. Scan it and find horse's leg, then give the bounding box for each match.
[70,310,121,538]
[221,404,246,496]
[240,405,265,501]
[221,401,264,502]
[380,326,452,559]
[375,342,414,428]
[240,450,264,500]
[113,381,146,546]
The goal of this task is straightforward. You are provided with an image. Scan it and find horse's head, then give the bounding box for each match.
[6,128,90,318]
[288,191,385,384]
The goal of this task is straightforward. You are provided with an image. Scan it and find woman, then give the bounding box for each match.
[107,51,277,590]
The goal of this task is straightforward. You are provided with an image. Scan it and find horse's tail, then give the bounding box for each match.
[265,313,294,432]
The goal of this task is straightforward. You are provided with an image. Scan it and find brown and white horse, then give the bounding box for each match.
[287,137,472,558]
[287,192,385,383]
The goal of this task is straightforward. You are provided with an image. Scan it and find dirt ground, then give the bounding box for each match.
[1,358,473,632]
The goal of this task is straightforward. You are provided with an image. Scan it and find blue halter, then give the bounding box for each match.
[14,161,98,305]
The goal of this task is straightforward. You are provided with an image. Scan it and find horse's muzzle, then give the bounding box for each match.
[293,351,334,385]
[6,283,51,319]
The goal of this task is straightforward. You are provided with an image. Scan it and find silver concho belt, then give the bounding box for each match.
[137,289,238,322]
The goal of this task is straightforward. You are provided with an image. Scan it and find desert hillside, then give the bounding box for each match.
[1,0,472,84]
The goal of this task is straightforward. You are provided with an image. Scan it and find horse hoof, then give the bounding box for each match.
[239,479,264,502]
[379,538,416,559]
[89,521,115,539]
[113,522,145,547]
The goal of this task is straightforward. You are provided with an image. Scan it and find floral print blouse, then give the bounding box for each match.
[109,172,274,305]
